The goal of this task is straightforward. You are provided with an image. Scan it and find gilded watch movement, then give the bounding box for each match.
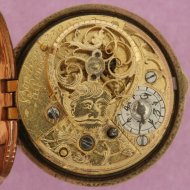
[0,5,188,186]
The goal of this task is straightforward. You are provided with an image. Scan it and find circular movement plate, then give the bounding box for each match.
[15,5,187,186]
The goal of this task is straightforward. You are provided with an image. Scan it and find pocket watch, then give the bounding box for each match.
[0,4,188,186]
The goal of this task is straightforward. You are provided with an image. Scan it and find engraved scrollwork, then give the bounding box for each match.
[56,59,83,90]
[48,20,143,130]
[40,121,138,166]
[107,41,134,79]
[132,34,168,91]
[17,13,178,179]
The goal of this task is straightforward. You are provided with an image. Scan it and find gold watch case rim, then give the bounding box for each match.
[14,4,188,186]
[0,13,18,184]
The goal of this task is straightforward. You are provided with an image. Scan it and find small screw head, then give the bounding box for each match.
[79,135,95,151]
[47,106,60,120]
[145,71,157,83]
[136,135,148,146]
[107,127,119,139]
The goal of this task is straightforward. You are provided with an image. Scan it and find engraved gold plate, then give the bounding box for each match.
[0,5,187,186]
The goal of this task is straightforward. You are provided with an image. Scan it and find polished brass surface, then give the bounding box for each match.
[17,14,174,175]
[15,5,188,186]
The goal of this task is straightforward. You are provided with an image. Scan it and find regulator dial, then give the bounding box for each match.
[117,86,165,135]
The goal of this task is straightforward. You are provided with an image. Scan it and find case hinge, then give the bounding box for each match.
[0,80,18,120]
[0,12,18,181]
